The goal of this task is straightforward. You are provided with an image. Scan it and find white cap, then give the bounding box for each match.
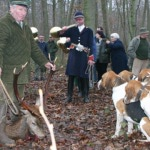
[110,33,120,39]
[30,27,38,34]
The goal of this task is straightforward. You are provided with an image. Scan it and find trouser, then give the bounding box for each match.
[67,76,89,98]
[0,82,16,146]
[34,64,45,80]
[1,82,25,122]
[67,75,74,99]
[78,77,89,99]
[132,58,149,76]
[95,61,108,81]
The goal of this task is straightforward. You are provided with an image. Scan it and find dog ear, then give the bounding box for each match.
[116,76,126,85]
[125,85,135,100]
[102,71,117,89]
[104,77,113,89]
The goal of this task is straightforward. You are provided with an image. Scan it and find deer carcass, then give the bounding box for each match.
[5,108,45,140]
[4,63,45,140]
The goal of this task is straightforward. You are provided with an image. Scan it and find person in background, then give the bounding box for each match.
[127,27,150,76]
[106,33,129,74]
[96,26,104,32]
[46,35,58,62]
[95,31,110,80]
[60,11,95,103]
[34,35,48,81]
[0,0,55,147]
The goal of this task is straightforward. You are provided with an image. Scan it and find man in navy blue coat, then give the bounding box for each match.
[60,11,94,103]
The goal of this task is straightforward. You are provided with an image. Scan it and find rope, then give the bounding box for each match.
[85,64,95,88]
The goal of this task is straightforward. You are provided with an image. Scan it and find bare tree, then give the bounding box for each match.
[31,0,36,27]
[83,0,97,32]
[101,0,109,37]
[41,0,49,40]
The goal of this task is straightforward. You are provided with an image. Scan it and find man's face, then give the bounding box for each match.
[38,36,44,42]
[140,33,149,38]
[75,17,84,26]
[10,5,27,22]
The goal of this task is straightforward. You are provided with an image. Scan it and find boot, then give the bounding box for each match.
[77,77,83,97]
[0,104,16,147]
[80,78,90,103]
[65,76,74,103]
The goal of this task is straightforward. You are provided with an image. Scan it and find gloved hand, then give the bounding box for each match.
[76,43,84,52]
[88,55,95,66]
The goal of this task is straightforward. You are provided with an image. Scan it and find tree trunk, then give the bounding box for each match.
[83,0,96,32]
[41,0,49,40]
[101,0,109,38]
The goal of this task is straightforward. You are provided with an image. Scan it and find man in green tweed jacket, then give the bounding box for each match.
[0,0,55,147]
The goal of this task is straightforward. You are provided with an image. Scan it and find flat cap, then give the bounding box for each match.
[9,0,30,8]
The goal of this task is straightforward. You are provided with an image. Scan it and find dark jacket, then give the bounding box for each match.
[0,13,48,84]
[37,41,48,59]
[61,26,94,78]
[98,39,110,63]
[106,39,129,74]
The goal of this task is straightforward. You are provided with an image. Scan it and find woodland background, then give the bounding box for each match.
[0,0,150,67]
[1,1,150,149]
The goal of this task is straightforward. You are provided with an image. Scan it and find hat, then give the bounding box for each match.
[9,0,30,8]
[139,27,149,34]
[74,11,84,19]
[110,33,120,39]
[30,27,38,34]
[30,27,38,40]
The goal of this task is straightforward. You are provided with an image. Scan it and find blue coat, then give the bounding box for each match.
[37,41,48,59]
[106,39,129,74]
[62,26,94,78]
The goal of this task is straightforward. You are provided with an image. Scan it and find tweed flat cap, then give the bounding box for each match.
[9,0,30,8]
[139,27,149,34]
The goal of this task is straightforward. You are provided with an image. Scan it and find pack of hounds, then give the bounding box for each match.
[97,69,150,142]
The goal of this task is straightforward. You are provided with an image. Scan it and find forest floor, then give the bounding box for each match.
[1,68,150,150]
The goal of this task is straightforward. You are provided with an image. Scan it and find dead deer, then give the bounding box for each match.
[5,107,45,140]
[5,63,45,140]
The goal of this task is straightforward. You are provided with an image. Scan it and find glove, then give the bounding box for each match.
[76,43,84,52]
[88,55,94,61]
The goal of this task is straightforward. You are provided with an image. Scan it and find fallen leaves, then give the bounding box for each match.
[2,68,150,150]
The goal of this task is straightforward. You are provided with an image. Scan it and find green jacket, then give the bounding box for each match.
[98,38,110,63]
[46,40,58,61]
[0,13,48,84]
[127,35,150,68]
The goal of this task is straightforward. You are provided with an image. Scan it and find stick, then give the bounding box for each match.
[38,89,57,150]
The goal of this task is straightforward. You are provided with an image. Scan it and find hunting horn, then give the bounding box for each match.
[50,24,76,38]
[57,37,70,54]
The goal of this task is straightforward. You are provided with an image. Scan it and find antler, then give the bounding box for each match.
[13,62,41,118]
[44,70,55,101]
[13,62,28,102]
[44,56,57,106]
[39,89,57,150]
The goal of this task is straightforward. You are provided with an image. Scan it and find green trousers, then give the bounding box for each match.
[0,82,25,118]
